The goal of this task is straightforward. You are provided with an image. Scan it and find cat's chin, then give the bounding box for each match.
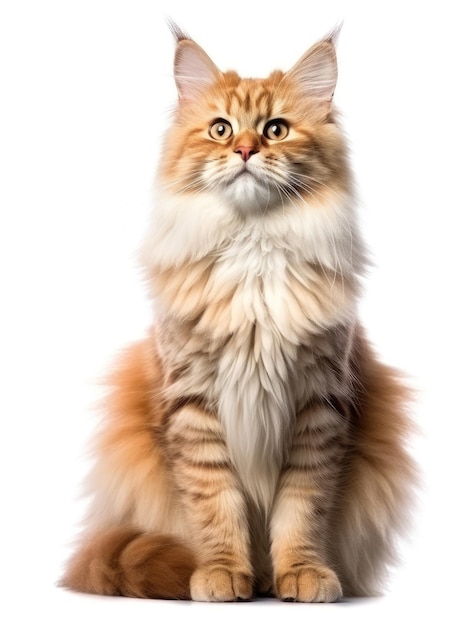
[220,173,280,215]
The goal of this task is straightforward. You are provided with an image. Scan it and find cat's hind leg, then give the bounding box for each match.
[332,331,417,597]
[60,336,196,599]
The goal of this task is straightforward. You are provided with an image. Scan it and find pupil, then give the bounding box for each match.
[272,124,280,136]
[218,125,225,135]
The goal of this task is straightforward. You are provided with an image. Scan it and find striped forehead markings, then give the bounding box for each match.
[224,82,275,121]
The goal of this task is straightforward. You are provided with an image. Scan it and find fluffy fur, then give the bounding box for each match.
[61,26,417,602]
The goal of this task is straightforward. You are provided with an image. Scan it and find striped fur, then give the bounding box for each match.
[61,29,417,602]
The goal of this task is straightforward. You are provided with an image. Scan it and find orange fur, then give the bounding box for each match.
[61,28,417,603]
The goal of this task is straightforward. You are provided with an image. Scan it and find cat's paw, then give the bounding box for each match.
[275,564,342,603]
[190,565,253,602]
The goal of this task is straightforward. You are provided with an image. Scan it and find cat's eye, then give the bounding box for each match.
[209,119,233,140]
[263,119,289,141]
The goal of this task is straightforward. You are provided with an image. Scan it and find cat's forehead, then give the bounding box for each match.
[210,71,287,119]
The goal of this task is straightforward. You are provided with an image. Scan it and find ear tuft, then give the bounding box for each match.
[325,22,343,47]
[166,17,190,44]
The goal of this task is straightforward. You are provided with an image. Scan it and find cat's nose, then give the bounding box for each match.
[235,146,259,162]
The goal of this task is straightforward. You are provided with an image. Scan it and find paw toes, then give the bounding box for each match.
[276,565,342,603]
[191,566,252,602]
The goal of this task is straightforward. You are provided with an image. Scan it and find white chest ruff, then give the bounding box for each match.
[213,233,351,511]
[215,241,295,510]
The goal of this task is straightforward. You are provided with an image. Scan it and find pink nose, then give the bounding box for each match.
[235,146,259,162]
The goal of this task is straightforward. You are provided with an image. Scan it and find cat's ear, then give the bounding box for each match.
[172,28,221,102]
[286,30,339,103]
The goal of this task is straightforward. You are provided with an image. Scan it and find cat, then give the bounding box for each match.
[60,24,417,602]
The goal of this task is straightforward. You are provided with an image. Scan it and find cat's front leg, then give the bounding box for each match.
[164,404,253,601]
[270,403,345,602]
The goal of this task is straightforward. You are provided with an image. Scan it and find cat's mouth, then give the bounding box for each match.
[229,164,266,187]
[231,165,253,181]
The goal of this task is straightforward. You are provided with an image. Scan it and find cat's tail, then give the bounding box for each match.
[332,327,419,597]
[60,527,196,599]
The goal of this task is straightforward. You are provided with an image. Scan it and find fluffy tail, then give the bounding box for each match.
[60,527,196,599]
[333,328,418,596]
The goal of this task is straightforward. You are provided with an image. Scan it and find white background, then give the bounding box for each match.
[1,1,470,624]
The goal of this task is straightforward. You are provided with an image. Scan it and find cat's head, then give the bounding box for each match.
[160,26,350,215]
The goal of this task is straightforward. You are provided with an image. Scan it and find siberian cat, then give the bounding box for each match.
[61,25,416,602]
